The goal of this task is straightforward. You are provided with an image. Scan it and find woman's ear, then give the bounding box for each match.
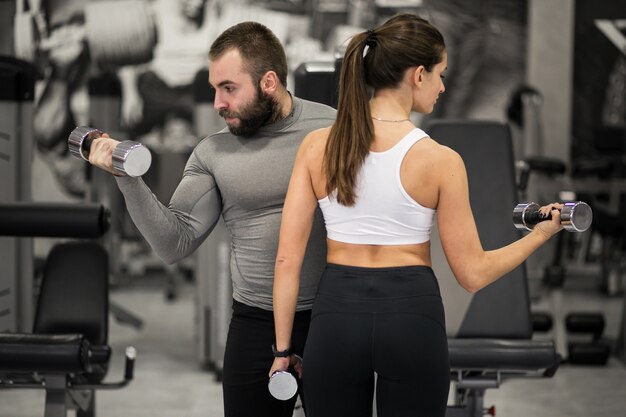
[413,65,426,86]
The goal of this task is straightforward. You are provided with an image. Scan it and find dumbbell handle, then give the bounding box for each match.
[68,126,151,177]
[513,201,593,232]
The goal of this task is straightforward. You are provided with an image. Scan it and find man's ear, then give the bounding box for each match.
[260,71,279,94]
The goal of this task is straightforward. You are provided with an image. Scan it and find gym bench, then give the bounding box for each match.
[447,339,559,417]
[0,202,136,417]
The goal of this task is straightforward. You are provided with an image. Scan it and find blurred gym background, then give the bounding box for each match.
[1,1,625,416]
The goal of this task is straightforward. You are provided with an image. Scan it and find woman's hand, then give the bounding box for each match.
[269,354,302,379]
[534,202,564,239]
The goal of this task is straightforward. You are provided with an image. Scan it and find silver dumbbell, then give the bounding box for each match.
[513,201,593,232]
[268,370,298,401]
[68,126,152,177]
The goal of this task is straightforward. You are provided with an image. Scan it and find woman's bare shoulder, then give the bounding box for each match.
[300,126,332,156]
[413,135,464,166]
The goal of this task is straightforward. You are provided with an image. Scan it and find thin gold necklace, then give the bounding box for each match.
[371,116,410,123]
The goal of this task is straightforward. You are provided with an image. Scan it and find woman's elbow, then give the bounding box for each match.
[274,255,293,273]
[455,272,484,294]
[274,254,302,278]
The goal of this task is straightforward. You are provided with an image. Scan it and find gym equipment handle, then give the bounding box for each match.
[68,126,152,177]
[512,201,593,232]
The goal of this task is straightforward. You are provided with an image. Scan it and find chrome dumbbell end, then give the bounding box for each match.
[68,126,103,161]
[560,201,593,232]
[112,141,152,177]
[268,370,298,401]
[512,202,540,232]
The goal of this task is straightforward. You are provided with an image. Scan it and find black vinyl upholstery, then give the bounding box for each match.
[424,120,560,417]
[427,119,533,339]
[34,242,109,347]
[448,339,558,372]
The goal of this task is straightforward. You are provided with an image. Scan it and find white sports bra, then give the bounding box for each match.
[318,128,435,245]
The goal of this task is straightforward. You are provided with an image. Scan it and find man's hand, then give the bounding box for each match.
[88,133,124,176]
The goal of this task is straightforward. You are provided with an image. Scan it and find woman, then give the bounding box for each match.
[269,13,563,417]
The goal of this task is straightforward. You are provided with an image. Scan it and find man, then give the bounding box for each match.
[89,21,336,417]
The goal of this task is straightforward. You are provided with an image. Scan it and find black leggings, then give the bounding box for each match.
[303,264,450,417]
[222,300,311,417]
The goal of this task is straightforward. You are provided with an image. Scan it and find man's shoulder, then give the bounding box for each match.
[197,127,231,145]
[192,127,235,157]
[296,97,337,120]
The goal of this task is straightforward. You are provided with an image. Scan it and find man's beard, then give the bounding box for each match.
[219,87,280,137]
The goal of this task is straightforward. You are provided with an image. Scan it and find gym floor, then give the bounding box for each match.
[1,271,625,417]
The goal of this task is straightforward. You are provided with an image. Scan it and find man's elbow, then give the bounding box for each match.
[160,253,183,265]
[158,245,191,265]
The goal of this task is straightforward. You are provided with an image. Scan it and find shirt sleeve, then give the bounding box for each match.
[115,149,222,264]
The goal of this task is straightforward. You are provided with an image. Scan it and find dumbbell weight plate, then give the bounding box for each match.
[560,202,593,233]
[268,370,298,401]
[512,202,540,231]
[68,126,103,161]
[112,141,152,177]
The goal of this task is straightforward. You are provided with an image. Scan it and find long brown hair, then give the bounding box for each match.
[324,13,445,206]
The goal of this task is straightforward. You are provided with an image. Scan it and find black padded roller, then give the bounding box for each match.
[0,202,110,238]
[0,334,90,373]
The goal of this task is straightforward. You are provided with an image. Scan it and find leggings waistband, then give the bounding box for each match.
[318,263,442,300]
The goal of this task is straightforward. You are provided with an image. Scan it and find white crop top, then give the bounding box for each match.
[318,128,435,245]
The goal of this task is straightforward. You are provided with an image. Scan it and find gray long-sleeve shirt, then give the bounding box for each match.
[116,97,336,311]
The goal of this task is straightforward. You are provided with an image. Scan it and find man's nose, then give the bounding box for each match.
[213,91,227,112]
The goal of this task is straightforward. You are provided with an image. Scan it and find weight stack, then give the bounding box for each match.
[565,312,611,365]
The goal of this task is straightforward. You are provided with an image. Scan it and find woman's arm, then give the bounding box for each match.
[436,146,562,293]
[270,134,319,377]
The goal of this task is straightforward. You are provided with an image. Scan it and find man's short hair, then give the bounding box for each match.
[209,21,288,87]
